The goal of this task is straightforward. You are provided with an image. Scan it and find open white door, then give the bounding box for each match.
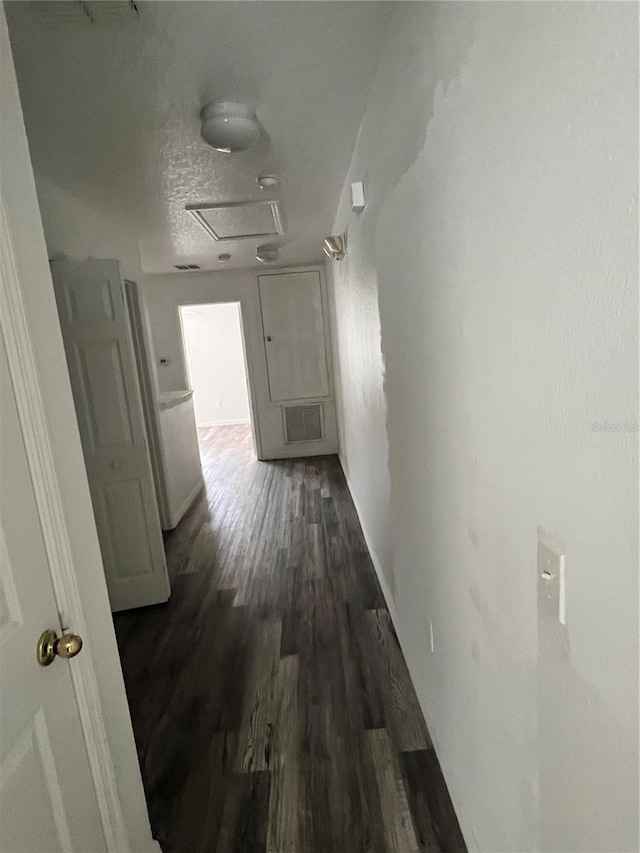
[51,260,170,612]
[0,336,108,852]
[1,7,158,849]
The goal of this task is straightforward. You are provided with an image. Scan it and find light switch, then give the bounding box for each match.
[537,534,566,626]
[351,181,365,213]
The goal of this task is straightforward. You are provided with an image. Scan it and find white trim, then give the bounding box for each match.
[125,280,171,529]
[0,190,131,851]
[256,442,338,460]
[196,418,251,427]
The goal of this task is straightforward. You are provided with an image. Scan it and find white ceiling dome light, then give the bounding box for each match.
[256,243,279,263]
[200,102,260,153]
[257,175,279,190]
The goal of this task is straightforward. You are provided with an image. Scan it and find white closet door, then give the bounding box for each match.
[259,271,329,401]
[51,259,169,612]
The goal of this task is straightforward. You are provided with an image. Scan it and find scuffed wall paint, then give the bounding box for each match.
[330,3,639,850]
[326,241,395,597]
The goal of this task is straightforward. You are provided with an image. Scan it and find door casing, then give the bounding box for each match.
[176,297,263,459]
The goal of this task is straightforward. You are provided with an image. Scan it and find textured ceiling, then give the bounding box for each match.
[6,1,391,272]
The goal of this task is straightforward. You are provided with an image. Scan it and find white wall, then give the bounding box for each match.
[180,303,251,426]
[142,267,338,460]
[329,4,638,851]
[34,173,143,282]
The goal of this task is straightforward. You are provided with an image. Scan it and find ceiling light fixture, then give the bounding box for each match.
[257,175,279,190]
[256,243,279,263]
[200,102,260,153]
[218,253,231,264]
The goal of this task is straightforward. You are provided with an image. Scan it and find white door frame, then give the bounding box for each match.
[0,8,158,850]
[176,298,263,458]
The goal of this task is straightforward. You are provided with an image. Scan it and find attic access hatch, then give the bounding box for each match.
[186,200,284,243]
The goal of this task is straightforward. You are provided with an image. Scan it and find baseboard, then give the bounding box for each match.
[338,453,398,626]
[259,441,340,461]
[164,478,204,530]
[196,419,250,427]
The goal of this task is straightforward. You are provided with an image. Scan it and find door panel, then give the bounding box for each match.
[51,260,169,612]
[0,337,107,853]
[61,277,116,323]
[73,339,134,449]
[102,480,156,578]
[259,271,329,401]
[1,709,72,852]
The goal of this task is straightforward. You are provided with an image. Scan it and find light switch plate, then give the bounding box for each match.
[351,181,365,213]
[537,532,566,626]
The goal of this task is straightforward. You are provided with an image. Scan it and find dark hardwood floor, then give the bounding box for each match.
[114,424,466,853]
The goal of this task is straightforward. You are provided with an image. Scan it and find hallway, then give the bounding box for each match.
[114,425,465,853]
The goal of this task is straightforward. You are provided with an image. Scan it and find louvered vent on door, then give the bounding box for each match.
[283,404,323,443]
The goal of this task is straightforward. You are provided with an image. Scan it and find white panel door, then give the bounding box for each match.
[51,260,170,612]
[259,271,329,401]
[0,337,107,853]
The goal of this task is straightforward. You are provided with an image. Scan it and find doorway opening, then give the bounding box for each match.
[178,302,257,462]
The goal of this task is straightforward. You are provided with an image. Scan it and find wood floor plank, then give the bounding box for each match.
[266,655,299,853]
[365,608,433,752]
[343,603,387,730]
[400,748,467,853]
[179,520,217,574]
[235,621,282,772]
[279,608,299,658]
[113,424,464,853]
[215,770,271,853]
[367,728,420,853]
[174,732,237,853]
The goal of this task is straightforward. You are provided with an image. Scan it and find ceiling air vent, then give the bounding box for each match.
[186,200,284,243]
[283,405,323,444]
[174,264,201,271]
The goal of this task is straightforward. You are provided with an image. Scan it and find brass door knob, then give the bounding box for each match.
[37,629,83,667]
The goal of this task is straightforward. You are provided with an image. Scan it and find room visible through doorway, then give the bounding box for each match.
[179,302,256,460]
